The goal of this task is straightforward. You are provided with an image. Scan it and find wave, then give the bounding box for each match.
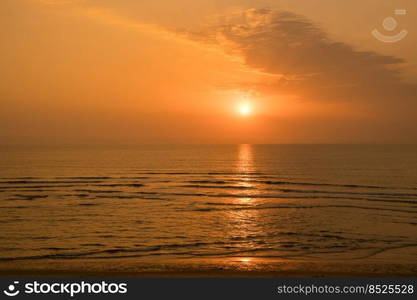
[91,183,144,188]
[5,242,416,262]
[273,188,417,198]
[73,189,122,193]
[179,184,255,190]
[0,180,104,184]
[163,190,417,205]
[191,204,416,214]
[0,205,39,209]
[0,241,228,261]
[178,183,417,199]
[136,171,267,175]
[188,180,228,184]
[187,179,414,191]
[54,177,111,180]
[259,180,389,189]
[95,195,138,199]
[0,185,80,190]
[9,194,48,201]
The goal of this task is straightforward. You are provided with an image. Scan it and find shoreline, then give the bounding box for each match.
[1,270,416,278]
[1,257,416,278]
[0,271,417,278]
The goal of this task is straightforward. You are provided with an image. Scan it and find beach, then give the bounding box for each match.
[1,255,417,277]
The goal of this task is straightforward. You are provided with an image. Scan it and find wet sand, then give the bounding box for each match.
[1,254,417,278]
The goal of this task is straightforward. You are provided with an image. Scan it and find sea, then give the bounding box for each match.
[0,144,416,273]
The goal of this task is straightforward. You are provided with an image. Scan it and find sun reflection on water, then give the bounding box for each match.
[239,257,252,263]
[236,144,255,192]
[237,144,253,173]
[221,144,262,267]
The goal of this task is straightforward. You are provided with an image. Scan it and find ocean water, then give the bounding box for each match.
[0,145,416,271]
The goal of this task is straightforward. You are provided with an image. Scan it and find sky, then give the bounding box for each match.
[1,0,416,144]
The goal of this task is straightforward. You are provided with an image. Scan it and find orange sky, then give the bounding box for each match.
[1,0,417,144]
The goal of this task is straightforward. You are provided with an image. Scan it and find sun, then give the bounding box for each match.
[238,103,251,116]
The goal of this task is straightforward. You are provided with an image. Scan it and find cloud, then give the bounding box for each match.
[24,2,417,104]
[31,0,82,4]
[183,8,417,105]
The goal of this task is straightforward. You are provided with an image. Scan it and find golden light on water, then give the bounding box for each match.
[237,144,253,174]
[239,258,252,263]
[235,144,260,201]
